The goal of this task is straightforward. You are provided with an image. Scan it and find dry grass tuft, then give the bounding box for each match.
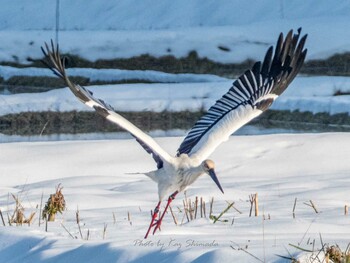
[8,194,35,226]
[325,244,350,263]
[42,184,66,221]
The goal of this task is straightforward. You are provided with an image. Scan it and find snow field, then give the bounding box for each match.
[0,133,349,262]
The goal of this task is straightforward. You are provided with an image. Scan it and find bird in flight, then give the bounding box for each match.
[42,28,307,239]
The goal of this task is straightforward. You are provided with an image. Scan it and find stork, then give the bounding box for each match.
[42,28,307,238]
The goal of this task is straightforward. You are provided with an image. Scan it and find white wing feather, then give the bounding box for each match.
[42,42,173,167]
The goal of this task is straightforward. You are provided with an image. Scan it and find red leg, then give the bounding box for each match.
[152,191,178,235]
[144,201,161,239]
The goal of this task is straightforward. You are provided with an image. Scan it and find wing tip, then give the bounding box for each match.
[270,28,307,96]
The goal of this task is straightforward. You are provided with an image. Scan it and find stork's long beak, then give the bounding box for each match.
[208,169,224,194]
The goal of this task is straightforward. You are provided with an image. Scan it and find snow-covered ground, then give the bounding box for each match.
[0,1,349,63]
[1,75,350,116]
[3,0,350,31]
[0,65,227,83]
[0,133,349,262]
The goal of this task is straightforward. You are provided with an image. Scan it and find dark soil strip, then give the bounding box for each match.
[0,110,204,135]
[1,110,349,136]
[0,76,159,94]
[6,50,350,76]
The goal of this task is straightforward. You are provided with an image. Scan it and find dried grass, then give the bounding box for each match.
[42,184,66,221]
[8,194,35,226]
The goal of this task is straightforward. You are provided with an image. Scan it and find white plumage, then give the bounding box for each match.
[42,28,307,238]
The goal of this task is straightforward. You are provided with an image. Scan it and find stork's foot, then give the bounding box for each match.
[144,201,161,239]
[144,191,178,239]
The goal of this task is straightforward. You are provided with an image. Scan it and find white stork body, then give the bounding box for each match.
[42,28,307,238]
[146,153,206,199]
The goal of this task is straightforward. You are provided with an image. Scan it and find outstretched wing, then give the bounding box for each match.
[41,41,172,169]
[177,28,307,163]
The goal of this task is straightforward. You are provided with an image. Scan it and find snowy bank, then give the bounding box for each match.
[1,76,350,116]
[0,1,349,63]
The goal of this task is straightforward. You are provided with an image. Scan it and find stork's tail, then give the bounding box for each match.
[125,171,158,182]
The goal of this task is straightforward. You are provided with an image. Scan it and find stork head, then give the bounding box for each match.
[202,160,224,194]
